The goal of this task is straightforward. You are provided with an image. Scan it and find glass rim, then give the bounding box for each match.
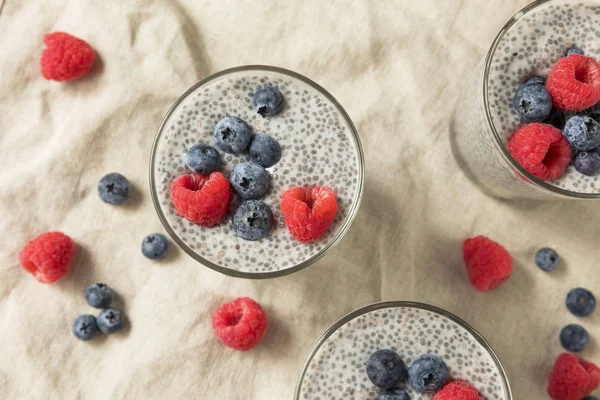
[149,65,365,279]
[294,301,513,399]
[483,0,600,199]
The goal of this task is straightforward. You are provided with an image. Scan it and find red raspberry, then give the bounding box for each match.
[212,297,268,351]
[40,32,95,82]
[462,236,513,292]
[170,172,231,227]
[548,353,600,400]
[19,232,76,284]
[546,54,600,111]
[280,186,338,243]
[507,123,571,181]
[433,380,483,400]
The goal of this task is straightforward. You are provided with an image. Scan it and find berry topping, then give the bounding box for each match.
[574,150,600,176]
[433,379,483,400]
[97,309,124,334]
[248,134,282,168]
[566,288,596,317]
[229,162,270,200]
[40,32,95,81]
[72,315,99,341]
[212,297,268,351]
[19,232,76,284]
[525,76,547,86]
[548,353,600,400]
[252,87,285,118]
[141,233,168,259]
[186,144,221,175]
[546,54,600,112]
[566,46,584,56]
[584,102,600,122]
[376,388,410,400]
[535,248,560,272]
[408,354,450,393]
[563,115,600,151]
[512,83,552,122]
[98,173,130,205]
[213,116,252,154]
[366,349,407,390]
[462,236,513,292]
[85,283,114,309]
[560,324,589,353]
[232,200,273,241]
[280,186,338,243]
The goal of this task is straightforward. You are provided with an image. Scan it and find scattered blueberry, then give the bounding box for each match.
[566,288,596,317]
[407,354,449,393]
[542,108,566,130]
[229,162,270,199]
[141,233,168,259]
[560,324,589,352]
[85,283,114,309]
[249,134,282,168]
[186,144,220,174]
[366,349,407,390]
[376,388,410,400]
[525,76,547,86]
[563,115,600,151]
[232,200,273,241]
[213,116,252,154]
[584,102,600,123]
[574,150,600,176]
[535,248,560,272]
[97,309,125,334]
[252,87,284,118]
[512,83,552,123]
[72,315,99,341]
[98,173,130,205]
[566,45,584,56]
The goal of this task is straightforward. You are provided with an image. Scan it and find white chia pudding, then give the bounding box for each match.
[487,0,600,193]
[151,67,363,275]
[297,304,510,400]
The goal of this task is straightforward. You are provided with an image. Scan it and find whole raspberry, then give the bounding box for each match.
[40,32,95,81]
[170,172,231,227]
[433,380,483,400]
[548,353,600,400]
[19,232,76,284]
[212,297,268,351]
[280,186,338,243]
[507,123,572,181]
[546,54,600,112]
[462,236,513,292]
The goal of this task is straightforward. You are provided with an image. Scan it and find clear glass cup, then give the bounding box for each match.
[451,0,600,200]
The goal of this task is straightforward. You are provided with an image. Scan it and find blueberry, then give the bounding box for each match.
[566,45,584,56]
[574,150,600,176]
[542,108,566,130]
[252,87,284,118]
[407,354,449,393]
[524,76,547,86]
[512,83,552,123]
[582,397,598,400]
[232,200,273,241]
[72,315,99,341]
[563,115,600,151]
[141,233,168,259]
[186,144,220,174]
[584,102,600,123]
[98,173,130,205]
[229,162,270,199]
[97,308,124,334]
[249,134,282,168]
[560,324,589,352]
[534,248,560,272]
[566,288,596,317]
[376,388,410,400]
[366,349,407,390]
[213,116,252,154]
[85,283,114,309]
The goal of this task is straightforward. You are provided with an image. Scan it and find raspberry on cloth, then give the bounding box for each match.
[19,232,76,284]
[546,54,600,112]
[212,297,268,351]
[462,236,513,292]
[548,353,600,400]
[40,32,95,81]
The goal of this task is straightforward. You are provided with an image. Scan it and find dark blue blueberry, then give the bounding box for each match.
[252,87,284,118]
[574,150,600,176]
[542,108,566,130]
[566,288,596,317]
[366,349,407,390]
[213,116,252,154]
[376,388,410,400]
[535,248,560,272]
[186,144,220,174]
[560,324,589,352]
[97,309,124,334]
[407,354,449,393]
[72,315,99,341]
[98,173,129,205]
[525,76,547,86]
[582,397,598,400]
[85,283,114,309]
[232,200,273,241]
[564,115,600,151]
[249,134,282,168]
[141,233,168,259]
[512,83,552,123]
[584,102,600,123]
[566,46,584,56]
[229,162,270,199]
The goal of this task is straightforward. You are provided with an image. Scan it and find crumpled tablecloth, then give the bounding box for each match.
[1,0,598,399]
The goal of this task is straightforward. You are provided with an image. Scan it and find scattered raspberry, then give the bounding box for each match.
[280,186,338,243]
[433,380,483,400]
[170,172,230,227]
[546,54,600,111]
[19,232,76,284]
[462,236,513,292]
[212,297,268,351]
[548,353,600,400]
[40,32,95,81]
[507,123,572,181]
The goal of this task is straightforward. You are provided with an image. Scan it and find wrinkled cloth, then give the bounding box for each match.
[0,1,598,399]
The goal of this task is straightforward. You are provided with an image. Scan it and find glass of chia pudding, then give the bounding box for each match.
[451,0,600,200]
[295,302,512,400]
[149,66,364,278]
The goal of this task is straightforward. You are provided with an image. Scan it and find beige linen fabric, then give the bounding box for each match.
[0,0,598,399]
